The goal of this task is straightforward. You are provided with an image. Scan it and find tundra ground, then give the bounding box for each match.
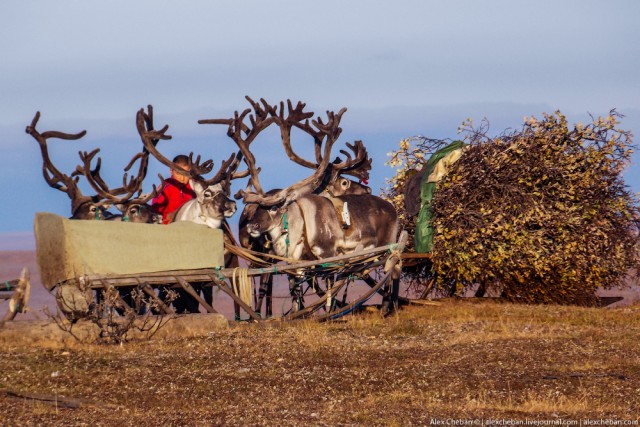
[0,300,639,426]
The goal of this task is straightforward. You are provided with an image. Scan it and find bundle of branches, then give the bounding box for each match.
[385,111,640,305]
[382,136,456,290]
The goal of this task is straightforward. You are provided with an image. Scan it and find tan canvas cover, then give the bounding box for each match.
[35,213,225,290]
[426,146,466,183]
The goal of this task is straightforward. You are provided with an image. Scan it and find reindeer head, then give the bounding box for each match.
[324,176,371,197]
[191,181,237,220]
[116,200,159,223]
[71,200,114,220]
[237,189,284,246]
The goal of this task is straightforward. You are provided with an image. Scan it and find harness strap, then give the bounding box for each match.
[282,212,290,258]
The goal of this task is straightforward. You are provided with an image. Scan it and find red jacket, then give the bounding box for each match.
[151,178,196,224]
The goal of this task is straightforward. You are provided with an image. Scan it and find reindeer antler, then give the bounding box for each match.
[331,140,372,182]
[135,107,174,168]
[25,112,98,215]
[69,106,164,208]
[137,106,240,188]
[198,96,275,195]
[200,97,371,206]
[73,148,146,206]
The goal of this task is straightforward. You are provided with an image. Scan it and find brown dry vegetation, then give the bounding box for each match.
[1,300,639,425]
[383,112,640,306]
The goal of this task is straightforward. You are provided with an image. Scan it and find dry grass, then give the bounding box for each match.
[0,300,639,425]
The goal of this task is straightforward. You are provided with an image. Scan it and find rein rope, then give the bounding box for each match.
[231,267,252,309]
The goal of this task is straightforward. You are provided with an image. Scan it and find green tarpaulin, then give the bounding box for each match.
[414,140,466,253]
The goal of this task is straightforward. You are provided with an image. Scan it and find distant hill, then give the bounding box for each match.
[0,233,35,251]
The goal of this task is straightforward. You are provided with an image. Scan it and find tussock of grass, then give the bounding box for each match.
[466,389,616,415]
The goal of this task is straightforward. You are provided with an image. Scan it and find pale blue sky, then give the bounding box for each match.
[1,1,639,247]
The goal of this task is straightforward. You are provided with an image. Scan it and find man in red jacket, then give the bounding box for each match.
[151,155,200,313]
[151,155,196,224]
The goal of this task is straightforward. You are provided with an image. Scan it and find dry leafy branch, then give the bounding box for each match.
[47,286,179,344]
[384,111,640,305]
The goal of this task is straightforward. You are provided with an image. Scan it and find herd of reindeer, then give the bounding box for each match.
[25,97,402,317]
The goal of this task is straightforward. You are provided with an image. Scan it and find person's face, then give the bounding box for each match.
[171,163,191,184]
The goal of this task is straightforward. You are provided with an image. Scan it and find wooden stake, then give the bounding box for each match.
[208,275,262,321]
[175,277,218,314]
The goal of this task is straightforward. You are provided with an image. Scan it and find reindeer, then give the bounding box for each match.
[108,105,165,224]
[72,107,164,224]
[197,98,371,316]
[240,176,374,317]
[25,112,120,220]
[26,110,164,223]
[72,149,160,225]
[209,98,400,314]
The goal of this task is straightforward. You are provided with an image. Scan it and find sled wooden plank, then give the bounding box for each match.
[81,240,400,288]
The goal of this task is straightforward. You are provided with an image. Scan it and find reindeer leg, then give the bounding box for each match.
[116,286,138,316]
[325,274,334,313]
[266,275,273,318]
[288,275,297,312]
[234,297,241,321]
[310,276,327,298]
[390,278,400,311]
[255,273,270,317]
[202,282,213,306]
[289,275,304,312]
[185,284,200,313]
[334,274,351,311]
[382,263,402,315]
[151,286,165,315]
[254,276,261,315]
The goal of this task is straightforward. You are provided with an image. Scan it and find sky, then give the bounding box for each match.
[1,0,639,249]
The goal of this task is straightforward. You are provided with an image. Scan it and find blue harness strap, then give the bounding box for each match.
[283,212,290,258]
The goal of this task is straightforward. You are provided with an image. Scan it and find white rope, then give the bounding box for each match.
[231,267,252,309]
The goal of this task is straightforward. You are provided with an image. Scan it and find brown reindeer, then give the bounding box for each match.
[73,147,161,222]
[209,98,400,314]
[200,97,377,316]
[71,108,165,224]
[25,112,122,220]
